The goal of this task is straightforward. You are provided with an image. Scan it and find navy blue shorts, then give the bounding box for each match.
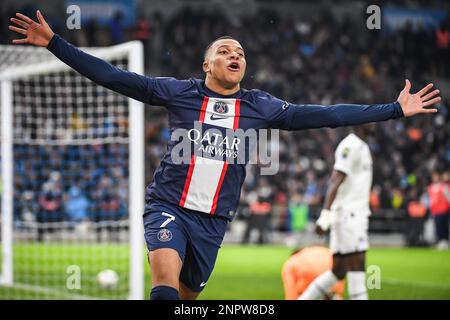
[143,200,228,292]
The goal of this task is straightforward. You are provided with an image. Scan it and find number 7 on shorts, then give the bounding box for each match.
[160,212,175,228]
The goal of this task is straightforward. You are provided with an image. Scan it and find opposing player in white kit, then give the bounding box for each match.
[298,125,373,300]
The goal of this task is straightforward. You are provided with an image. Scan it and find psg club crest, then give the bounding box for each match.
[157,228,173,242]
[213,101,228,114]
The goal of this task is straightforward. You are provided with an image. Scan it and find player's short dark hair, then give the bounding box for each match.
[204,36,239,60]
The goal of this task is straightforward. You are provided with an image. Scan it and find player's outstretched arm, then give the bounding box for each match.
[275,81,441,130]
[9,11,151,104]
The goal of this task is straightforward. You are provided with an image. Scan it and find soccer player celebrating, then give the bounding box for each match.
[9,11,441,300]
[299,125,375,300]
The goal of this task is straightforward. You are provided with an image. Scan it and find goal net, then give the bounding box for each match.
[0,41,144,299]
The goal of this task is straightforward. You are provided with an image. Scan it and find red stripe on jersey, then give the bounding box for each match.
[179,154,196,207]
[199,96,209,122]
[210,161,229,215]
[233,99,241,130]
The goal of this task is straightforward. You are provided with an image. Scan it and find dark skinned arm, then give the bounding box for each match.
[323,170,347,210]
[316,170,346,235]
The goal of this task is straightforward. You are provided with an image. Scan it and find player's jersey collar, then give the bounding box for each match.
[196,78,243,99]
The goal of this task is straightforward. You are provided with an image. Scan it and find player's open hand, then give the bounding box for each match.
[397,80,441,117]
[9,10,54,47]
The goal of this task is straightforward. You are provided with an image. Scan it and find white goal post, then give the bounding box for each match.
[0,41,145,300]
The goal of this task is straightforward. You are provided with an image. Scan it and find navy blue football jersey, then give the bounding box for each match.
[47,34,404,221]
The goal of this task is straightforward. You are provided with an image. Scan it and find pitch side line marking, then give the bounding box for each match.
[382,278,450,290]
[7,283,103,300]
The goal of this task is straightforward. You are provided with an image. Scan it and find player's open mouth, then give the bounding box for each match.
[227,62,240,72]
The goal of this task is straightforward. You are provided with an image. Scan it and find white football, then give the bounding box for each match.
[97,269,119,289]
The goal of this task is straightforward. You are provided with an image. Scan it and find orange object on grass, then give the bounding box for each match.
[281,246,345,300]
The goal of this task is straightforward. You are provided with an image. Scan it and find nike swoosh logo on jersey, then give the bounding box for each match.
[210,114,227,121]
[200,281,207,287]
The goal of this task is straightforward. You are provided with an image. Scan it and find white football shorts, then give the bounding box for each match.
[330,210,369,255]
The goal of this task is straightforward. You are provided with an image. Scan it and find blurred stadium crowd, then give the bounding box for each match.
[0,1,448,245]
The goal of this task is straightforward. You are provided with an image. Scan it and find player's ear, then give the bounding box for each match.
[203,60,210,73]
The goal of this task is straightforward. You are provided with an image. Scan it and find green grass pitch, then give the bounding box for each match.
[1,244,449,299]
